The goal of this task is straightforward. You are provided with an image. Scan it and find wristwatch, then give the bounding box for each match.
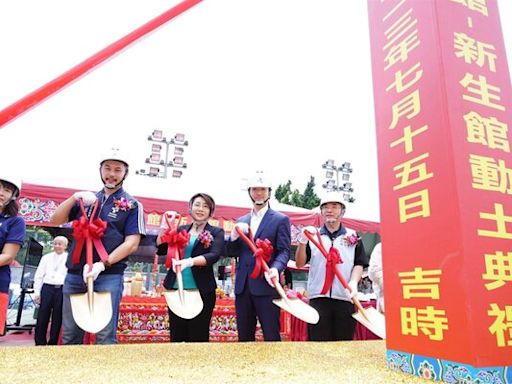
[103,259,112,268]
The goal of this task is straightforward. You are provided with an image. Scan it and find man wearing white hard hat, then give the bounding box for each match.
[228,171,291,341]
[0,174,26,336]
[295,193,368,341]
[51,148,145,344]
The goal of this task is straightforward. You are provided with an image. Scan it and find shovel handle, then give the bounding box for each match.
[271,275,290,303]
[235,227,257,253]
[175,264,185,304]
[333,268,370,322]
[250,242,291,306]
[165,212,179,229]
[86,275,95,313]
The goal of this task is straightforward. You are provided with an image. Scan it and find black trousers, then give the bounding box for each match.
[308,297,356,341]
[168,290,216,342]
[35,284,63,345]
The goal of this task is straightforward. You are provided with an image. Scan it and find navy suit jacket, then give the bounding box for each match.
[229,208,291,296]
[158,223,225,294]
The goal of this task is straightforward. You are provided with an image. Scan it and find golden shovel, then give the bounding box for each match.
[334,266,386,339]
[70,274,112,334]
[267,264,319,324]
[164,263,204,319]
[69,199,113,334]
[236,227,319,324]
[161,211,203,319]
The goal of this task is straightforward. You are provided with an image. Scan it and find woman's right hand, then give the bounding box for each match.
[161,210,177,229]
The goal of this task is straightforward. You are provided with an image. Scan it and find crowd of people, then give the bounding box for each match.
[1,150,384,345]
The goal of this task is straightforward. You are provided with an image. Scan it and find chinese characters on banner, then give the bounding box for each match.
[145,212,235,233]
[367,0,511,376]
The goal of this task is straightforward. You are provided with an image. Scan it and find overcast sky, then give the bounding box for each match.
[1,0,511,222]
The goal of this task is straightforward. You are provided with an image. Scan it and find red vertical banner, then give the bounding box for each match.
[368,0,511,379]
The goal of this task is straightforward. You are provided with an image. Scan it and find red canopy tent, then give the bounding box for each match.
[18,183,380,234]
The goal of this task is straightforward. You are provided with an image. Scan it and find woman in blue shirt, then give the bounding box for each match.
[157,193,225,342]
[0,174,26,336]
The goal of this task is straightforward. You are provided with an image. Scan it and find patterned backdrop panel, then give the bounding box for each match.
[18,197,58,224]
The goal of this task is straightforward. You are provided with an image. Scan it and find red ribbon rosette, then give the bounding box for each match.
[71,199,109,266]
[305,229,350,294]
[160,213,190,269]
[321,246,342,295]
[235,227,274,280]
[161,228,190,269]
[249,238,273,279]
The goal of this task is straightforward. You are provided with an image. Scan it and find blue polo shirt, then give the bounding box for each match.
[66,188,145,275]
[0,214,26,293]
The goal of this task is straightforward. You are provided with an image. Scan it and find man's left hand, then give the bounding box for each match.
[348,280,358,299]
[264,267,279,288]
[82,262,106,283]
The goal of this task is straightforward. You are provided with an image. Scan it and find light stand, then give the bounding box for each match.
[321,159,356,203]
[136,130,189,179]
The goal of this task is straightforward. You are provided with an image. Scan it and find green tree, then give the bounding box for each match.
[274,180,292,204]
[275,176,320,209]
[302,176,321,209]
[290,189,303,207]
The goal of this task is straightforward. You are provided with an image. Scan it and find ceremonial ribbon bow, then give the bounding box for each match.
[304,229,347,295]
[160,213,190,269]
[71,199,109,266]
[235,227,274,279]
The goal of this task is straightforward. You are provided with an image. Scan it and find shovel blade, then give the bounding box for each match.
[352,306,386,339]
[164,289,203,319]
[70,291,112,334]
[272,297,319,324]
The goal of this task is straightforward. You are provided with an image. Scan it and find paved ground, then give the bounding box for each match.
[0,330,35,347]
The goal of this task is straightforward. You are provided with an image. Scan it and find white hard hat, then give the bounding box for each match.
[100,148,129,167]
[319,193,346,209]
[247,171,272,188]
[0,173,22,196]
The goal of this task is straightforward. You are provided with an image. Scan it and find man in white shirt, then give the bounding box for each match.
[33,236,68,345]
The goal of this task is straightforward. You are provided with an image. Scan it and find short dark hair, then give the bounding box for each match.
[189,193,215,216]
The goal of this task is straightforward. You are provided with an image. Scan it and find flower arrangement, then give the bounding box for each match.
[113,197,134,212]
[198,230,214,248]
[343,233,360,246]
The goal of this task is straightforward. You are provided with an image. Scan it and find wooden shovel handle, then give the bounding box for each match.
[333,268,370,322]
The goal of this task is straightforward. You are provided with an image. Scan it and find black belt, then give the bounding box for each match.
[43,283,63,288]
